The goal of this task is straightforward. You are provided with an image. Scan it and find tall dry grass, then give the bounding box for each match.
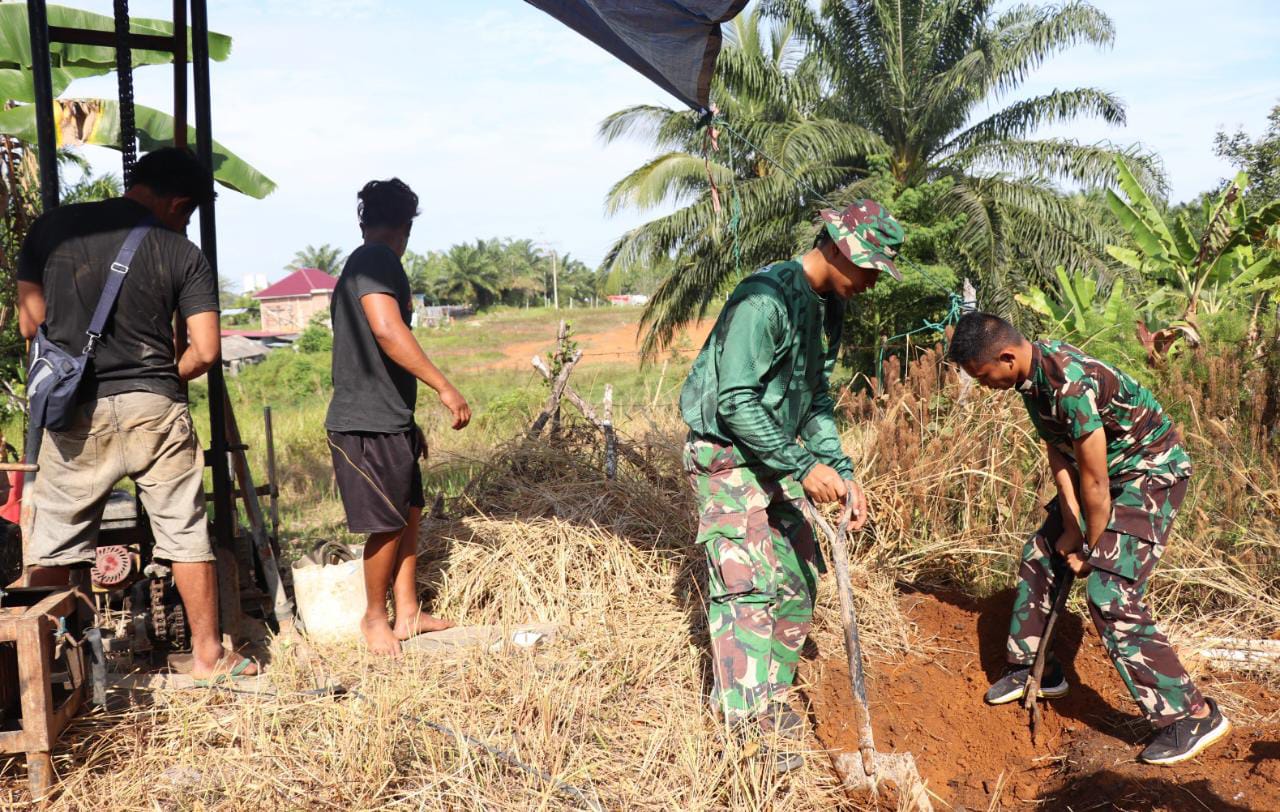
[842,343,1280,655]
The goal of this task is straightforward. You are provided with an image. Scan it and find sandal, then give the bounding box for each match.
[192,657,257,688]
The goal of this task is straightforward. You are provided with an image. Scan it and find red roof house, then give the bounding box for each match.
[253,268,337,333]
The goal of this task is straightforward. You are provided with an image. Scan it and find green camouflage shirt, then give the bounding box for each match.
[1018,340,1192,481]
[679,260,851,481]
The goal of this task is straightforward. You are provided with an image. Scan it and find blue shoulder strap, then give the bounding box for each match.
[83,215,156,355]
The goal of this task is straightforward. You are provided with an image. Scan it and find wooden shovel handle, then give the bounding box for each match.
[808,485,877,773]
[1024,568,1075,741]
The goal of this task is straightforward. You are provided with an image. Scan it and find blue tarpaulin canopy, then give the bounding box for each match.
[523,0,748,111]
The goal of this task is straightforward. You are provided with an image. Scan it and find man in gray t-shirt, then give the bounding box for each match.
[325,178,470,657]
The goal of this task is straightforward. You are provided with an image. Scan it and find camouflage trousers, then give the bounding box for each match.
[1008,475,1204,727]
[684,438,818,723]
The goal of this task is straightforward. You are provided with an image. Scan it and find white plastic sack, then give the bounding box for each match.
[292,550,365,644]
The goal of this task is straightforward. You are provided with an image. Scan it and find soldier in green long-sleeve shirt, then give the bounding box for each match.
[680,200,905,771]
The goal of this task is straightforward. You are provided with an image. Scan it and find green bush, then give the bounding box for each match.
[296,316,333,353]
[228,349,331,407]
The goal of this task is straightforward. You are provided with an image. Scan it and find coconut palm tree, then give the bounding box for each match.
[601,0,1158,353]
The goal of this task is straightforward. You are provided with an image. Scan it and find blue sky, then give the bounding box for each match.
[66,1,1280,292]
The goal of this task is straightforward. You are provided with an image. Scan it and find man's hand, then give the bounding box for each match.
[846,480,869,531]
[414,425,429,460]
[802,464,846,504]
[439,386,471,430]
[1054,528,1093,575]
[1063,550,1093,576]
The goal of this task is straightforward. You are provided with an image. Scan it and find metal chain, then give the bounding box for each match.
[113,0,137,185]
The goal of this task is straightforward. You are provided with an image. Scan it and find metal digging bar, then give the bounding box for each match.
[1024,568,1075,743]
[803,490,933,810]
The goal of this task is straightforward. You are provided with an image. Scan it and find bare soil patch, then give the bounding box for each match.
[805,590,1280,810]
[487,317,715,369]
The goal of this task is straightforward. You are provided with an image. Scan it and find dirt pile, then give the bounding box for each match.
[805,590,1280,810]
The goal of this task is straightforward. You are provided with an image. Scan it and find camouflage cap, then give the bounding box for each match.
[818,199,905,281]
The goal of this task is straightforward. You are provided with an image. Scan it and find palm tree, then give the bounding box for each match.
[437,241,505,308]
[601,1,1158,353]
[286,243,347,276]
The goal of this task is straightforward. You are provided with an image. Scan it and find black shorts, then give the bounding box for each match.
[327,429,426,534]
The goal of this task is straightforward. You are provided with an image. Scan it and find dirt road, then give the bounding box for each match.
[486,318,716,369]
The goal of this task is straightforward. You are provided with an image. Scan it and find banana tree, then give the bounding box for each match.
[0,3,273,199]
[1015,265,1129,335]
[1105,157,1279,324]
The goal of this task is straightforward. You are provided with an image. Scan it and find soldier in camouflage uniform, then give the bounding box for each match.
[680,200,905,772]
[948,313,1231,766]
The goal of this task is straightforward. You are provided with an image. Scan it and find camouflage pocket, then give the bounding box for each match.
[1087,531,1162,583]
[702,509,779,599]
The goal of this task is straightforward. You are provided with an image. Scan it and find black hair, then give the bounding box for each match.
[128,147,215,207]
[357,178,420,230]
[813,224,833,250]
[947,312,1025,366]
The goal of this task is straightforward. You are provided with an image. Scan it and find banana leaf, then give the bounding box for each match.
[1105,244,1145,272]
[1053,266,1088,334]
[0,99,274,199]
[1102,278,1127,326]
[1225,253,1276,291]
[1113,157,1175,251]
[1105,188,1170,264]
[1169,213,1200,264]
[0,4,232,103]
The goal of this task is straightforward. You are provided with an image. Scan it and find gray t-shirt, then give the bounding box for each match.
[324,243,416,433]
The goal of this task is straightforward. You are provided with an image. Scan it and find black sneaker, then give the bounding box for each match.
[984,661,1069,705]
[1139,698,1232,765]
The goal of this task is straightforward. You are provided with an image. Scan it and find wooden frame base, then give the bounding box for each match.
[0,587,88,800]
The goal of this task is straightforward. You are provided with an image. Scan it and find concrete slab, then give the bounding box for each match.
[400,623,559,654]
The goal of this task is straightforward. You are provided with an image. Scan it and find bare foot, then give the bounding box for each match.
[393,608,454,640]
[362,615,402,657]
[191,651,260,682]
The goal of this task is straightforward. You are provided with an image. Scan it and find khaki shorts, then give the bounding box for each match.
[24,391,213,567]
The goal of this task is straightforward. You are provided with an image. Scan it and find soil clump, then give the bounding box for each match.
[804,589,1280,810]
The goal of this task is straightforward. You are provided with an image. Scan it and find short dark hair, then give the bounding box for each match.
[947,312,1025,365]
[813,225,833,250]
[357,178,419,229]
[128,147,216,207]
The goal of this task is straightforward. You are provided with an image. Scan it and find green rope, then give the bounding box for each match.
[875,291,969,390]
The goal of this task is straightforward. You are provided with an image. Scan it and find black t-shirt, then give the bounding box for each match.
[17,198,219,402]
[324,243,417,433]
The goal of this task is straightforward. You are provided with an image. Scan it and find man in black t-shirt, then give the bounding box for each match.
[17,148,256,684]
[325,178,471,657]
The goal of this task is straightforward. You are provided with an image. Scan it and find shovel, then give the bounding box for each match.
[804,485,933,810]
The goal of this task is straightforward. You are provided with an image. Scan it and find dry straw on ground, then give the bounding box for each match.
[5,348,1276,809]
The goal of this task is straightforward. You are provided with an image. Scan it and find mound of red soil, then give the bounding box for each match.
[804,590,1280,810]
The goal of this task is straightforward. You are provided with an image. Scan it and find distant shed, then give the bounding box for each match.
[221,334,268,375]
[254,268,337,332]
